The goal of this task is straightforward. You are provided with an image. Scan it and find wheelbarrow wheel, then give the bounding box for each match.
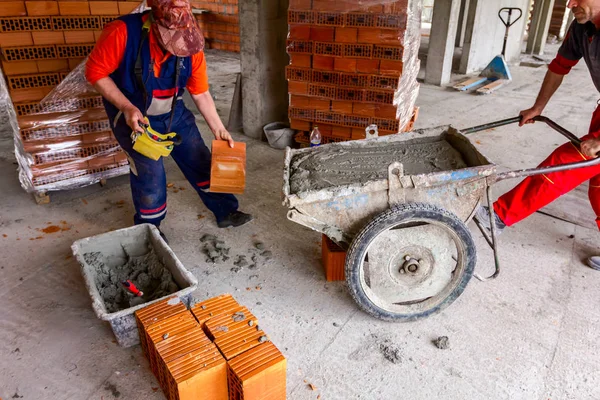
[345,202,476,322]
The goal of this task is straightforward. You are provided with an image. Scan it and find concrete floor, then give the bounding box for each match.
[2,48,600,400]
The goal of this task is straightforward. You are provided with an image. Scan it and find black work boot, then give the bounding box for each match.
[218,211,253,228]
[158,228,169,244]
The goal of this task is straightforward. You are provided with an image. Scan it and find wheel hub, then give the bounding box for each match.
[366,224,457,303]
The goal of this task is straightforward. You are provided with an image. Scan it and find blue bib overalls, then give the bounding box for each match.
[103,13,238,226]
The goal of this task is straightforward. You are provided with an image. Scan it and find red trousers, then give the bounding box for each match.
[494,107,600,230]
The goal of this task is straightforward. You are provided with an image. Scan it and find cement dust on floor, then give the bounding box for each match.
[2,49,600,399]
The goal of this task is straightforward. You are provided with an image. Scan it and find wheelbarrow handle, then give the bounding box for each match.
[463,115,582,146]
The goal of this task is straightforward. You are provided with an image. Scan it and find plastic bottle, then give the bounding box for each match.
[310,125,321,147]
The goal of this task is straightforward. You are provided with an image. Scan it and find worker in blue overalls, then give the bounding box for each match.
[85,0,252,240]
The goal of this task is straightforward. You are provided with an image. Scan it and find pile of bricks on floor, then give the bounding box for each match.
[193,3,240,52]
[136,294,287,400]
[285,0,421,145]
[0,0,142,197]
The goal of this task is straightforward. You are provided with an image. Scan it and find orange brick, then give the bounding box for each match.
[288,0,311,8]
[210,140,246,194]
[227,342,287,400]
[213,323,267,360]
[380,28,401,45]
[0,32,33,47]
[288,24,310,40]
[25,1,59,15]
[68,57,85,69]
[0,1,27,17]
[118,1,137,14]
[1,60,38,75]
[146,310,199,377]
[289,54,311,68]
[356,58,380,74]
[190,294,240,326]
[9,86,53,102]
[379,59,403,75]
[308,97,330,111]
[37,59,69,72]
[165,345,228,400]
[334,57,356,72]
[330,100,352,114]
[289,119,310,131]
[64,30,94,43]
[331,125,351,139]
[289,95,310,108]
[335,27,357,43]
[378,104,398,119]
[32,31,64,45]
[353,103,376,117]
[58,1,90,15]
[322,234,346,281]
[312,55,334,71]
[310,26,334,42]
[89,1,119,15]
[93,30,102,41]
[287,80,308,95]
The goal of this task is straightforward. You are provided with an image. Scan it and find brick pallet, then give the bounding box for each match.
[0,1,143,202]
[285,0,421,144]
[136,295,287,400]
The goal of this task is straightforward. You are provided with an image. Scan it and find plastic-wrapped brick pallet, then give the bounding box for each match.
[286,0,421,144]
[1,3,146,200]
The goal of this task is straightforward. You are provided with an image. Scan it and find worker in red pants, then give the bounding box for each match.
[474,0,600,270]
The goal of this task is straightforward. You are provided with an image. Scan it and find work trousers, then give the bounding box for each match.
[111,112,238,226]
[494,106,600,230]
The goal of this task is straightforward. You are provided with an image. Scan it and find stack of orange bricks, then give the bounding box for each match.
[136,294,286,400]
[0,0,139,109]
[285,0,418,145]
[192,1,240,52]
[0,0,140,193]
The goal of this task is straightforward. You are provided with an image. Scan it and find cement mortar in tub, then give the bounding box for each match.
[72,224,198,347]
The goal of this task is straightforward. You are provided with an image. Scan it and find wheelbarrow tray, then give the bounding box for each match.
[283,125,497,246]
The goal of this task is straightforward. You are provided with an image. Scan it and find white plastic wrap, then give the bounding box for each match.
[4,3,147,194]
[393,0,421,132]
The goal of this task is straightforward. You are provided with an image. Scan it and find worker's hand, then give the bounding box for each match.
[213,129,235,148]
[122,104,145,133]
[518,106,543,126]
[581,138,600,158]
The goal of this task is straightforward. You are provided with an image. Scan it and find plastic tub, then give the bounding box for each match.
[72,224,198,347]
[263,122,295,150]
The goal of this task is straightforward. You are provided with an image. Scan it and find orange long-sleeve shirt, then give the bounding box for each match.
[85,16,209,94]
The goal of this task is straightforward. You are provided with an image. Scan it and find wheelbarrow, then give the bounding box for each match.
[282,117,600,321]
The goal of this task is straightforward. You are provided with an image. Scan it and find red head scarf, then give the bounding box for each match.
[147,0,204,57]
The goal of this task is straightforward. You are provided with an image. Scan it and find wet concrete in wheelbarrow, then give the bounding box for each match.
[288,139,468,194]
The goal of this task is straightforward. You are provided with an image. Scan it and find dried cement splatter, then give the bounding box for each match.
[84,248,180,313]
[104,382,121,398]
[201,234,230,263]
[433,336,450,350]
[289,138,468,194]
[378,339,402,364]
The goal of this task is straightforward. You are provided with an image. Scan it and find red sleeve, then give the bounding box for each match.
[186,51,209,95]
[85,20,127,85]
[548,54,579,75]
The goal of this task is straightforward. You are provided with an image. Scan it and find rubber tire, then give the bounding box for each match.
[345,202,477,322]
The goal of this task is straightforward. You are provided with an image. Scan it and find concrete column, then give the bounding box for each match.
[455,0,470,48]
[526,0,556,55]
[425,0,461,85]
[238,0,289,139]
